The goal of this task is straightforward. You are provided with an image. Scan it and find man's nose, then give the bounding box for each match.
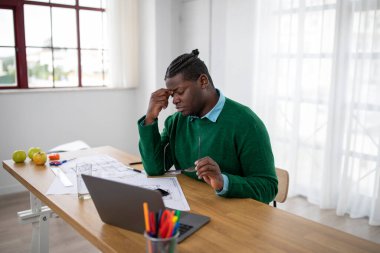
[172,94,180,104]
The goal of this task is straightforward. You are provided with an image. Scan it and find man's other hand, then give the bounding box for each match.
[195,156,224,191]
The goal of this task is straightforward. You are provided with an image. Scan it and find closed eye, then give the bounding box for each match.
[171,90,184,97]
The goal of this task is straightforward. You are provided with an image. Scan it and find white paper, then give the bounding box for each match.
[46,155,190,211]
[49,140,90,153]
[112,176,190,211]
[46,155,143,195]
[50,167,73,186]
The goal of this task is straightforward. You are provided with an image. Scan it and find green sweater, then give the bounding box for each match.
[138,98,278,204]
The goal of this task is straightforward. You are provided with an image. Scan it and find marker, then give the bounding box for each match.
[129,161,142,165]
[49,158,76,166]
[143,202,150,233]
[128,167,142,173]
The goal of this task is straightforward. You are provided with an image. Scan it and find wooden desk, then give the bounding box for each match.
[3,146,380,252]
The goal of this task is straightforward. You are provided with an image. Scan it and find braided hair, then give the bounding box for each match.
[165,49,214,86]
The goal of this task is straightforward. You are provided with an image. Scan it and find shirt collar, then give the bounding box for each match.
[189,89,225,122]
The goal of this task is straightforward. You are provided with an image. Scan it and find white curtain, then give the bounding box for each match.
[252,0,380,225]
[106,0,139,88]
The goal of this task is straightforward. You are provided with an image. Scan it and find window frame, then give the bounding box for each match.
[0,0,106,89]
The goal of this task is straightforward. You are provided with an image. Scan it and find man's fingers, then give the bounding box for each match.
[152,88,172,98]
[195,156,215,166]
[195,156,221,179]
[196,165,219,178]
[146,89,172,121]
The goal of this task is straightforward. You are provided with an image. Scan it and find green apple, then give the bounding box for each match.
[32,151,47,165]
[28,147,41,160]
[12,150,27,163]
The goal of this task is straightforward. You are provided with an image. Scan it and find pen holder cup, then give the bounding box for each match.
[144,231,179,253]
[76,162,92,199]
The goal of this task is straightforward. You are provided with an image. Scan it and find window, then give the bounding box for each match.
[0,0,108,89]
[271,0,337,172]
[268,0,380,199]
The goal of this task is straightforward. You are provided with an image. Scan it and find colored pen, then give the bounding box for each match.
[149,211,156,236]
[143,202,150,233]
[129,161,142,165]
[49,158,76,166]
[127,167,142,173]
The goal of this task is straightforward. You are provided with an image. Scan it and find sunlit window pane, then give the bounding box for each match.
[51,0,75,5]
[80,0,102,8]
[27,48,53,88]
[277,14,298,54]
[275,0,300,10]
[102,11,108,50]
[25,5,51,47]
[274,100,294,139]
[52,8,77,48]
[103,49,110,85]
[276,59,297,97]
[0,9,15,46]
[301,58,332,99]
[81,49,105,86]
[101,0,107,8]
[304,11,322,53]
[53,49,78,87]
[375,11,380,52]
[345,157,376,197]
[322,10,335,53]
[305,0,336,7]
[299,103,328,146]
[80,10,104,49]
[4,1,107,89]
[0,48,17,87]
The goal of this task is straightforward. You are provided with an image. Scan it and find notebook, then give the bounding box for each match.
[82,174,210,243]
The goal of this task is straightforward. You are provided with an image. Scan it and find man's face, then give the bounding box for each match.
[165,73,203,117]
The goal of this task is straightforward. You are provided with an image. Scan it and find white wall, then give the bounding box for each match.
[177,0,256,105]
[178,0,211,66]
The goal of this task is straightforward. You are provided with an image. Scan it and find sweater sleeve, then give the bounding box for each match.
[219,120,278,204]
[137,115,172,176]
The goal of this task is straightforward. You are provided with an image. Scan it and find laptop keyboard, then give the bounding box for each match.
[179,223,193,235]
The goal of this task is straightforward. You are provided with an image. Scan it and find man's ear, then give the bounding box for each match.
[199,74,209,88]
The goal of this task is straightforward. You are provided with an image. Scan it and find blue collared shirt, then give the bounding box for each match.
[201,89,226,122]
[188,89,225,122]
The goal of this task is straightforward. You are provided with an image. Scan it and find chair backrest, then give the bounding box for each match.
[274,167,289,203]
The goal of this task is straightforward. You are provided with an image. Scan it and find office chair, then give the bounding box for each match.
[273,167,289,208]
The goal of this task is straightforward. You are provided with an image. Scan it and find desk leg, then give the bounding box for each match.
[17,193,52,253]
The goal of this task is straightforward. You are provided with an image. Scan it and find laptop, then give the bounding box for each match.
[82,174,210,243]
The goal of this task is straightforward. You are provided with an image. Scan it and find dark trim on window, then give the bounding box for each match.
[0,0,106,89]
[14,4,28,88]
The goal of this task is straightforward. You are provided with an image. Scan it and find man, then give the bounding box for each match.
[137,49,277,204]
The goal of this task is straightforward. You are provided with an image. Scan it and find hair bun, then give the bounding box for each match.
[191,49,199,57]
